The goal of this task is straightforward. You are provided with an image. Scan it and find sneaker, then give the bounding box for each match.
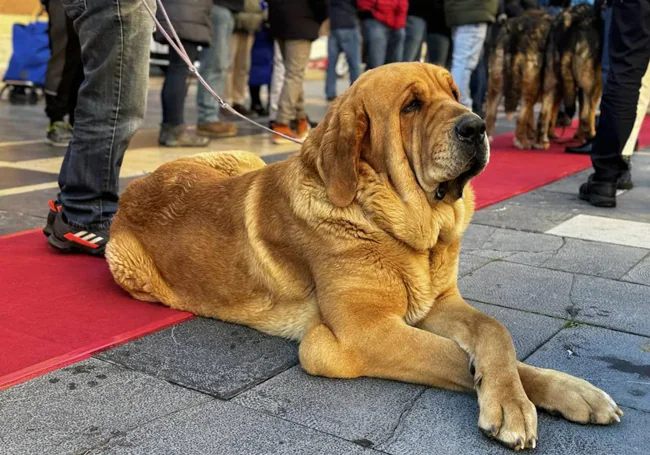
[43,199,61,237]
[46,121,73,147]
[271,122,299,144]
[47,210,109,257]
[251,103,269,117]
[159,124,209,147]
[196,121,238,138]
[579,174,617,208]
[232,103,252,116]
[295,118,311,140]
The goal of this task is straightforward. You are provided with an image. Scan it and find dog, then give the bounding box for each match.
[106,63,622,451]
[485,11,553,149]
[535,4,603,149]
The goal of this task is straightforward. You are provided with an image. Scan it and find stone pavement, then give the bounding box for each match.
[1,76,649,455]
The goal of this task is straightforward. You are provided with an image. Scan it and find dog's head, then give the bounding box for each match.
[311,63,489,207]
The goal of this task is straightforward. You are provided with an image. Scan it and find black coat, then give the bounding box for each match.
[267,0,327,41]
[408,0,449,36]
[329,0,358,30]
[215,0,245,13]
[155,0,213,46]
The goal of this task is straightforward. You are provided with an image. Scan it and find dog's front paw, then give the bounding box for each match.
[478,377,538,450]
[532,369,623,425]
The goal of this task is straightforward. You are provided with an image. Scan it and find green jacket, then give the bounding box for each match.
[445,0,499,27]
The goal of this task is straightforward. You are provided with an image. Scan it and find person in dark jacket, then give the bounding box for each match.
[267,0,327,143]
[326,0,361,100]
[195,0,244,139]
[248,19,274,116]
[156,0,213,146]
[445,0,499,108]
[358,0,409,69]
[403,0,451,66]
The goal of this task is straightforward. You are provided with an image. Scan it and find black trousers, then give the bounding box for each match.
[592,0,650,181]
[161,42,200,127]
[44,0,84,125]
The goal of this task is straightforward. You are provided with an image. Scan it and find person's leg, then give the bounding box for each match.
[270,40,285,119]
[197,4,235,125]
[43,0,76,145]
[426,33,451,67]
[450,23,488,108]
[276,39,312,125]
[340,27,362,84]
[231,32,255,107]
[601,4,613,90]
[403,16,427,62]
[386,27,406,64]
[621,60,650,157]
[56,0,154,231]
[591,0,650,182]
[325,29,342,99]
[362,18,389,69]
[470,49,487,117]
[582,0,650,206]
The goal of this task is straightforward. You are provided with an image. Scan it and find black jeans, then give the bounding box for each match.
[161,41,200,126]
[44,0,83,125]
[57,0,154,229]
[592,0,650,182]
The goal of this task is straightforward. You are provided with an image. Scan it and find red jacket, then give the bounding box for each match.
[357,0,408,29]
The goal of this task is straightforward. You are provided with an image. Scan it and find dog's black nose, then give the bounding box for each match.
[455,114,486,143]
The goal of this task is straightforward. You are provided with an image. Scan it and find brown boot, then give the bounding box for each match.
[271,122,298,145]
[196,121,238,138]
[295,117,311,140]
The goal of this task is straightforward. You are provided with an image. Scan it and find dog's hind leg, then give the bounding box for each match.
[515,59,542,149]
[485,43,505,141]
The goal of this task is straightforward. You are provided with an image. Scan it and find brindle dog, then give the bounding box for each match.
[535,4,603,149]
[485,11,553,149]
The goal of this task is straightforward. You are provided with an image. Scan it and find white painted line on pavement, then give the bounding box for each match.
[546,214,650,249]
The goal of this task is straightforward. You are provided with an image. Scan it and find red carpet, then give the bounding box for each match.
[1,117,648,390]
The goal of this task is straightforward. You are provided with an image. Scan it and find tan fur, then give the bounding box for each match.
[107,63,622,450]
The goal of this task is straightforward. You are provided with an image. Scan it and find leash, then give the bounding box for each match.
[140,0,304,145]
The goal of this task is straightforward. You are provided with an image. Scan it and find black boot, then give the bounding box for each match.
[579,174,617,207]
[566,139,593,154]
[618,157,633,190]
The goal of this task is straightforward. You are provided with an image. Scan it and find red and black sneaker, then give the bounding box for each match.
[47,210,109,257]
[43,199,62,237]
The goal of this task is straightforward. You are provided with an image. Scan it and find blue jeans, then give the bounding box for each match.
[450,23,488,108]
[325,27,361,99]
[403,16,426,61]
[162,41,200,126]
[362,18,405,69]
[197,4,234,124]
[57,0,154,229]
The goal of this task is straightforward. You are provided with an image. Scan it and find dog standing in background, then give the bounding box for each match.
[535,4,603,149]
[485,11,553,148]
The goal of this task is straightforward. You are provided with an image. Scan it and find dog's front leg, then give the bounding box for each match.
[418,289,537,450]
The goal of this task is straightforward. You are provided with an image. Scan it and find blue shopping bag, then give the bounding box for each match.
[3,20,50,87]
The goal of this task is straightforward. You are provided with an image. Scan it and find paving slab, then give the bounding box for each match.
[234,365,424,448]
[0,210,45,235]
[463,228,564,265]
[96,317,299,399]
[623,253,650,286]
[458,252,492,277]
[471,199,576,233]
[526,325,650,412]
[459,261,574,318]
[379,387,648,455]
[541,237,648,279]
[88,398,375,455]
[570,274,650,337]
[460,261,650,337]
[0,358,210,455]
[469,301,565,359]
[547,215,650,250]
[461,224,496,249]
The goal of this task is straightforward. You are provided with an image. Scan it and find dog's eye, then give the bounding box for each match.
[402,99,422,114]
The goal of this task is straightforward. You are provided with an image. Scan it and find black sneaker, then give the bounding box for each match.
[579,174,617,208]
[46,121,73,147]
[47,210,109,257]
[43,199,61,237]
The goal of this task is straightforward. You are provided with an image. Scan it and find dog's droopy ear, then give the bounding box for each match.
[443,71,461,102]
[316,95,368,207]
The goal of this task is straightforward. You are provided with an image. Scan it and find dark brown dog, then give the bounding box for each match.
[535,4,603,149]
[485,11,553,149]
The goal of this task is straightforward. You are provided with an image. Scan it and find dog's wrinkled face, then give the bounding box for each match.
[314,63,490,207]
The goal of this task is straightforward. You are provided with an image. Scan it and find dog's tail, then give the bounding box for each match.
[504,52,524,114]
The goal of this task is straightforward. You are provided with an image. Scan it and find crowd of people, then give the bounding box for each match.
[38,0,649,257]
